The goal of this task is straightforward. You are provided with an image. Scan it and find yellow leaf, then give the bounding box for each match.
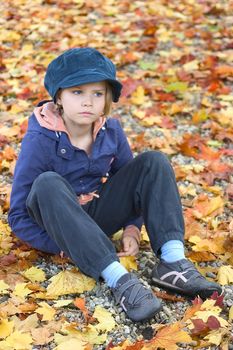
[53,299,73,308]
[141,226,149,242]
[142,322,192,350]
[217,265,233,285]
[203,328,229,346]
[132,109,146,120]
[12,283,32,299]
[22,267,46,283]
[188,235,226,254]
[0,281,10,295]
[0,319,14,339]
[119,256,138,271]
[47,269,95,297]
[58,323,107,345]
[5,330,33,350]
[183,60,199,71]
[93,306,116,332]
[131,86,146,105]
[229,305,233,321]
[54,338,91,350]
[36,302,56,321]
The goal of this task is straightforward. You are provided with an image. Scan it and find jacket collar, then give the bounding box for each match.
[34,101,106,141]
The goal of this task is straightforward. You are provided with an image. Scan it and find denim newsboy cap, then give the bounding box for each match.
[44,47,122,102]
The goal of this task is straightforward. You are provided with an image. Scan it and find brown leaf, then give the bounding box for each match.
[153,290,185,302]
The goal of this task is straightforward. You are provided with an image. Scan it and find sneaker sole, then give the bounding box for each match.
[151,276,221,300]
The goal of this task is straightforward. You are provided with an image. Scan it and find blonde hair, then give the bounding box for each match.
[104,83,113,116]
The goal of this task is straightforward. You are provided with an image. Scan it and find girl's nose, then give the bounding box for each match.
[82,94,92,106]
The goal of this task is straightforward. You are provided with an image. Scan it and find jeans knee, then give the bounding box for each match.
[140,151,170,168]
[32,171,61,192]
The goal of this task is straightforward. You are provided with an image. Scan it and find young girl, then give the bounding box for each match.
[8,47,221,322]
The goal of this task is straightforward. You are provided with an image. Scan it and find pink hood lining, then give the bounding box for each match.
[34,102,106,141]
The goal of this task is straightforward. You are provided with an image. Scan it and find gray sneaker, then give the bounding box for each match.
[112,273,161,322]
[151,259,222,299]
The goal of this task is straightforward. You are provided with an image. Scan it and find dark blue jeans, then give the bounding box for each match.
[26,151,184,280]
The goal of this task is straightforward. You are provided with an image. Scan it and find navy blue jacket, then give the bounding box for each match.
[8,101,142,254]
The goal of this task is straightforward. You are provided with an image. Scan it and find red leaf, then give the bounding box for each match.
[210,291,224,308]
[0,252,17,267]
[207,315,221,330]
[191,319,208,335]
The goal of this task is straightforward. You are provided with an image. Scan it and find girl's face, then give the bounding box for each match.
[57,81,106,128]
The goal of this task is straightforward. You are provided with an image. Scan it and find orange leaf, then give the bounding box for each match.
[142,322,192,350]
[214,65,233,76]
[74,297,94,323]
[187,251,216,262]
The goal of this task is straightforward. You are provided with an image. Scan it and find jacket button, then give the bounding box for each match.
[60,148,66,154]
[102,126,106,130]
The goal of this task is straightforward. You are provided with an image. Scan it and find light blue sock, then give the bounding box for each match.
[161,240,186,263]
[101,261,128,288]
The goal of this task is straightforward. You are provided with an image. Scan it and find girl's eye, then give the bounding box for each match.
[94,92,104,97]
[73,90,82,95]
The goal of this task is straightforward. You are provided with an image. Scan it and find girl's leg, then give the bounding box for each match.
[26,170,161,322]
[88,151,222,299]
[26,171,119,280]
[88,151,184,254]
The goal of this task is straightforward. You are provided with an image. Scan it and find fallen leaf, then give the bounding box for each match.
[31,327,54,346]
[217,265,233,285]
[22,266,46,283]
[0,319,14,339]
[12,283,32,299]
[46,269,95,297]
[229,305,233,321]
[36,302,56,321]
[93,305,116,332]
[142,322,192,350]
[5,330,33,350]
[119,256,138,271]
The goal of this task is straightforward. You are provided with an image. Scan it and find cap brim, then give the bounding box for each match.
[56,71,122,102]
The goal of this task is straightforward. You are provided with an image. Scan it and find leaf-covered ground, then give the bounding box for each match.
[0,0,233,349]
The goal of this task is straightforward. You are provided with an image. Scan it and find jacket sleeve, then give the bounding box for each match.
[110,120,143,230]
[8,132,60,254]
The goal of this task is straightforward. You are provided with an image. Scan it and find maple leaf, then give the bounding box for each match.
[0,281,10,295]
[46,269,95,297]
[31,327,54,346]
[203,328,230,346]
[229,305,233,321]
[36,302,56,321]
[54,337,92,350]
[0,319,14,339]
[59,323,107,345]
[12,283,32,299]
[119,256,138,271]
[4,330,33,350]
[22,266,46,283]
[93,306,116,332]
[142,322,192,350]
[11,314,38,333]
[217,265,233,285]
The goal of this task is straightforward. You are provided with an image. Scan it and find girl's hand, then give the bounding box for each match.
[117,225,141,257]
[117,235,139,257]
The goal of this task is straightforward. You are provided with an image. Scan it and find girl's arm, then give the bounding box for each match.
[8,133,60,254]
